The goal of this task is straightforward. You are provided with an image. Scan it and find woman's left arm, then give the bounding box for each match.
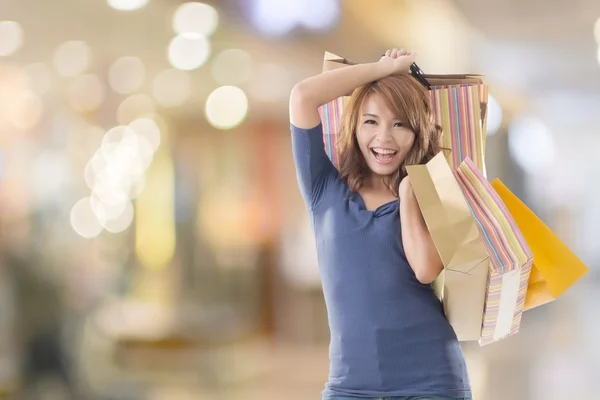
[399,176,443,284]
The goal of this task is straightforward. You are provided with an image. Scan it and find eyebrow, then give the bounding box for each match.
[362,113,402,121]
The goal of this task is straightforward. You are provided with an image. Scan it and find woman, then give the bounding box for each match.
[288,48,472,400]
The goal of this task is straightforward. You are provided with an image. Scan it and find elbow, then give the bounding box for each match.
[412,258,443,284]
[414,268,439,285]
[290,82,311,107]
[289,82,321,128]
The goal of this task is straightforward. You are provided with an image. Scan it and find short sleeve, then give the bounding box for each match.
[291,123,338,211]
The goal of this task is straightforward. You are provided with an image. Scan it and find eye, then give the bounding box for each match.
[364,119,377,125]
[394,122,403,128]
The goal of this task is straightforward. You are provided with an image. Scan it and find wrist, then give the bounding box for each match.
[373,60,394,79]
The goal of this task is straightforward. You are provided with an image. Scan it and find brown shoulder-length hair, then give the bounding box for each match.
[337,74,443,197]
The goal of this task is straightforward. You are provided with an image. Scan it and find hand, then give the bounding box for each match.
[399,175,414,200]
[379,48,416,76]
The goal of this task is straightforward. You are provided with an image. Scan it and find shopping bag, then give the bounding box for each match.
[454,158,533,345]
[319,52,488,174]
[406,153,489,341]
[491,179,589,310]
[319,96,348,167]
[430,84,488,174]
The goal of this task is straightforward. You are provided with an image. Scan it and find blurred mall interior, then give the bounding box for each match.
[0,0,599,399]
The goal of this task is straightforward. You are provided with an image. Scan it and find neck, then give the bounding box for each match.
[364,173,391,194]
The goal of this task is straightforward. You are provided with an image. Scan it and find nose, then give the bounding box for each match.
[375,125,394,141]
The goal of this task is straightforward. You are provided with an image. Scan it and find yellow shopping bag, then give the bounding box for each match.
[491,179,589,310]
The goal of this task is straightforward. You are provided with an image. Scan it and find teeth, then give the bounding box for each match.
[372,148,397,155]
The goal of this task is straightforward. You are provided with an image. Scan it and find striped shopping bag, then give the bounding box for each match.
[318,96,348,168]
[454,158,533,345]
[431,84,488,175]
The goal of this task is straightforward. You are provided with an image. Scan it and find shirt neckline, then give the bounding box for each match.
[352,192,399,216]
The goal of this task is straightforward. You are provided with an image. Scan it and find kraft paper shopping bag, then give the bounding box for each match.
[407,153,489,341]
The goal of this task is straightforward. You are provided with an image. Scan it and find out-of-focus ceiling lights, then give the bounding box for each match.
[0,21,23,56]
[73,118,163,238]
[205,85,248,129]
[210,49,253,86]
[168,2,218,71]
[109,56,146,94]
[53,40,92,78]
[248,0,340,36]
[173,2,219,36]
[67,74,106,112]
[508,116,556,175]
[486,94,503,136]
[168,33,210,71]
[107,0,150,11]
[152,69,191,107]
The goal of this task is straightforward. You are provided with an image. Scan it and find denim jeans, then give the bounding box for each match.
[323,396,472,400]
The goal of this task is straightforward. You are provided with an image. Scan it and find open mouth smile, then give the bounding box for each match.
[370,147,398,165]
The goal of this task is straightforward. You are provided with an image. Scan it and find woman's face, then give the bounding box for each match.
[356,93,416,177]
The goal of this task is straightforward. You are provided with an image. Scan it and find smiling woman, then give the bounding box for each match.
[288,49,471,400]
[337,74,441,197]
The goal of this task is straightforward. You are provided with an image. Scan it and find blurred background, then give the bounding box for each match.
[0,0,599,399]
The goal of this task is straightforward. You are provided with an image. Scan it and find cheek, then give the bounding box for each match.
[395,132,416,150]
[356,128,372,148]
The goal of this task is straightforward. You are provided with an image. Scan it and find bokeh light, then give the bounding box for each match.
[97,198,134,234]
[79,121,161,237]
[101,125,154,172]
[67,74,106,112]
[248,63,291,102]
[508,116,556,175]
[31,150,71,205]
[486,94,503,136]
[152,69,191,107]
[24,63,52,96]
[300,0,340,31]
[8,91,43,130]
[249,0,339,36]
[117,93,155,124]
[210,49,253,85]
[205,86,248,129]
[107,0,150,11]
[109,56,146,94]
[249,0,295,36]
[167,33,210,71]
[129,118,161,151]
[71,197,104,239]
[53,40,93,77]
[0,21,24,56]
[172,2,218,36]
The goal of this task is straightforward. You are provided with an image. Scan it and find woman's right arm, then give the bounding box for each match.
[289,49,416,129]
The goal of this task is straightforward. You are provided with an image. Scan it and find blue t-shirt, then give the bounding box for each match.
[291,123,471,398]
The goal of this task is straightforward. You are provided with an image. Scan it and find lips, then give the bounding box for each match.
[370,147,398,165]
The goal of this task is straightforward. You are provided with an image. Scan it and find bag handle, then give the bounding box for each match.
[409,62,432,89]
[379,53,431,89]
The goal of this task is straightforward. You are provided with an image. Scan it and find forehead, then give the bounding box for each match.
[361,92,396,119]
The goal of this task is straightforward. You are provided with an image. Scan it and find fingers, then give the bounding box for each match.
[384,48,411,59]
